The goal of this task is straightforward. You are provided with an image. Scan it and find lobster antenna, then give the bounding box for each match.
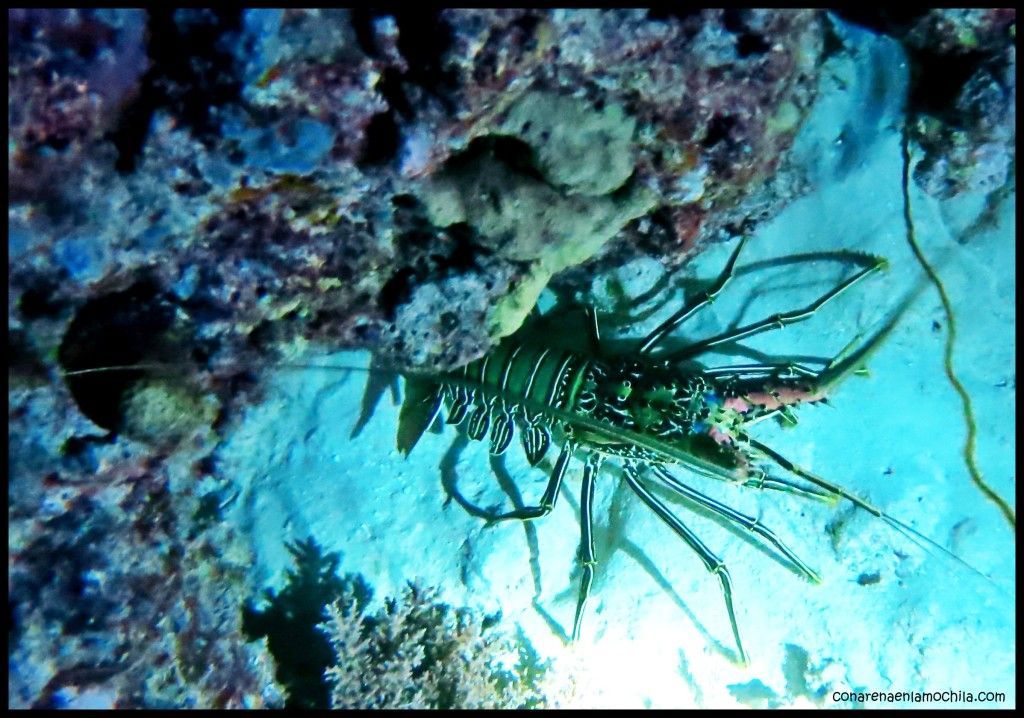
[61,361,375,377]
[60,357,437,380]
[62,363,194,377]
[879,515,1006,597]
[811,280,921,398]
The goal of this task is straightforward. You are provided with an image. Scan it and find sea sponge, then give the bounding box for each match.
[120,378,218,449]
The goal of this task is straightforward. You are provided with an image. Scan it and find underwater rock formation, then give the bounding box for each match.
[835,8,1016,200]
[8,378,282,708]
[10,8,833,377]
[8,9,149,200]
[10,9,1015,375]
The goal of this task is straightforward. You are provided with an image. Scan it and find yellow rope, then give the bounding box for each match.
[900,126,1016,531]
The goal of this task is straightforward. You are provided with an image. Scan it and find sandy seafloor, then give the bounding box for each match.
[216,23,1015,708]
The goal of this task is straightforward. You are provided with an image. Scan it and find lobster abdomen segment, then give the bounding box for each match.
[434,341,592,462]
[457,342,591,414]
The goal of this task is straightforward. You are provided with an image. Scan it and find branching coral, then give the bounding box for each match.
[321,583,562,709]
[242,537,566,709]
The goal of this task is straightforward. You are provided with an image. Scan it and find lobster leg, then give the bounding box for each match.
[623,463,747,664]
[650,464,821,582]
[489,440,576,522]
[638,234,750,354]
[665,257,886,362]
[571,452,602,641]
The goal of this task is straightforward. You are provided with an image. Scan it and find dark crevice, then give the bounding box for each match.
[736,32,771,58]
[61,434,115,473]
[57,277,180,431]
[646,9,705,25]
[721,8,747,35]
[720,10,770,58]
[358,110,401,167]
[351,10,455,165]
[511,13,541,52]
[379,191,491,318]
[443,135,546,185]
[906,48,989,118]
[18,277,67,320]
[246,319,282,353]
[377,67,413,120]
[349,8,381,58]
[391,9,457,103]
[391,193,418,210]
[378,268,417,321]
[821,16,847,60]
[195,454,218,476]
[445,224,482,272]
[488,136,545,181]
[353,9,458,121]
[702,114,737,148]
[830,9,998,122]
[829,8,928,38]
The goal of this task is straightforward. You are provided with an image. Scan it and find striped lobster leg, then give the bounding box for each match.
[622,462,747,664]
[571,452,603,642]
[488,439,576,523]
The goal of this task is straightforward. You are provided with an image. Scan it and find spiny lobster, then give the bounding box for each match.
[392,234,978,664]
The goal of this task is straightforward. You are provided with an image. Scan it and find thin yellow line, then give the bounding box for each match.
[901,127,1016,530]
